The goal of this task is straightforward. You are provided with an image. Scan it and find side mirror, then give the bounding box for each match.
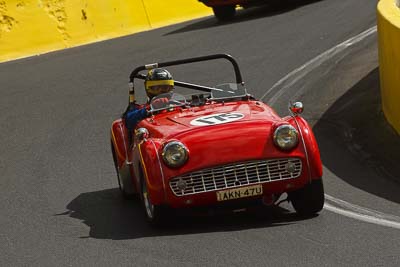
[289,102,304,116]
[135,128,149,143]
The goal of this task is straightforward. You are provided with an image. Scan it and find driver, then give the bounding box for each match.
[125,68,174,132]
[144,68,174,100]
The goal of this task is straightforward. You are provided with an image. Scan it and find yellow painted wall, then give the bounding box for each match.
[377,0,400,134]
[0,0,211,63]
[143,0,210,29]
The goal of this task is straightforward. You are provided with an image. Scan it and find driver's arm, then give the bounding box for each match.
[125,107,149,131]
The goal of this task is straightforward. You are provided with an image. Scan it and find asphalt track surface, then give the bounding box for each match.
[1,0,399,266]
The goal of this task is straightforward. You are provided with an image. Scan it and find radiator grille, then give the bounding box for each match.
[169,158,302,196]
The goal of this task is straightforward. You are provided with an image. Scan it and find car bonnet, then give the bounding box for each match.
[141,101,283,140]
[170,101,280,127]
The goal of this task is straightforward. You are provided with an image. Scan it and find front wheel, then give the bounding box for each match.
[141,177,166,226]
[213,5,236,21]
[289,179,325,216]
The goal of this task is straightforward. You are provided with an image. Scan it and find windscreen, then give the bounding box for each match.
[210,83,247,100]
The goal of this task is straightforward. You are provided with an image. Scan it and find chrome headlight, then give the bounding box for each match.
[273,124,299,150]
[162,141,189,168]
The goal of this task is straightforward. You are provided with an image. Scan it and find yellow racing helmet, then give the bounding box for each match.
[144,68,174,99]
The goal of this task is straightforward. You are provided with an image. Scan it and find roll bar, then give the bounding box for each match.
[127,54,244,106]
[129,53,243,83]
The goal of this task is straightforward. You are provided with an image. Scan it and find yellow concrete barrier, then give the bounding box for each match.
[0,0,212,63]
[377,0,400,135]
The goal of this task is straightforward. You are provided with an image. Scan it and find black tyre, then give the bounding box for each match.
[140,176,167,226]
[111,142,135,199]
[213,5,236,21]
[289,179,325,216]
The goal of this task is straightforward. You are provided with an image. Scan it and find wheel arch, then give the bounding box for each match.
[286,116,323,180]
[110,119,129,169]
[137,140,167,205]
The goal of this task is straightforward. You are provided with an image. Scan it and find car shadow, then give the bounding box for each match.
[165,0,323,36]
[60,188,317,240]
[313,67,400,204]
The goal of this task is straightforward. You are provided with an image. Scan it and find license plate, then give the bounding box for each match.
[216,184,263,202]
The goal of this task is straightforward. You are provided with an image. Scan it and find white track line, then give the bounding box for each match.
[325,195,400,230]
[263,25,400,230]
[260,26,377,105]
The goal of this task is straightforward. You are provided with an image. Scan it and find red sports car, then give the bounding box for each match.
[110,54,324,225]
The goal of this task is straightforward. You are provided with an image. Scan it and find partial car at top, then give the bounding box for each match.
[199,0,270,21]
[110,54,324,225]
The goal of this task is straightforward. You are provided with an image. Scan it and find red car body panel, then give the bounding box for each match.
[111,119,129,169]
[111,99,322,208]
[290,116,323,180]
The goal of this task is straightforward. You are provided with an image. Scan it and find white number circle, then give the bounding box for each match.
[190,113,244,126]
